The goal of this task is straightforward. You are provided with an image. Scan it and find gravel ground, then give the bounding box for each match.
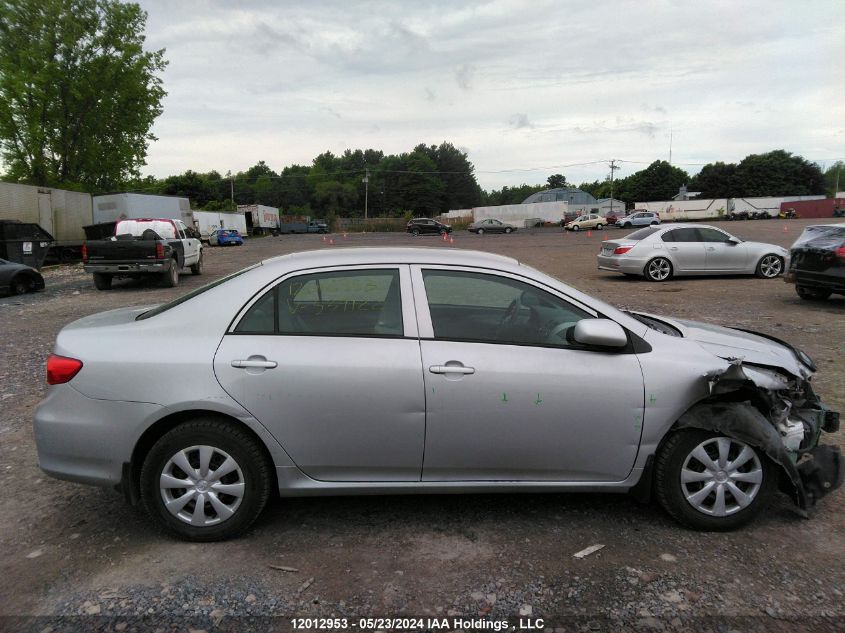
[0,219,843,632]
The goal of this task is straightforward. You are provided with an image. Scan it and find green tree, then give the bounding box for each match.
[0,0,167,190]
[730,150,824,197]
[822,161,844,197]
[313,180,356,215]
[616,161,690,204]
[546,173,567,189]
[689,161,736,198]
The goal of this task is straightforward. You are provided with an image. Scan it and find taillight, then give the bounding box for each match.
[81,244,88,263]
[614,246,633,255]
[155,242,165,259]
[46,355,83,385]
[837,246,845,259]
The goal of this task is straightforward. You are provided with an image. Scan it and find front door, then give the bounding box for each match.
[214,266,426,482]
[412,267,645,482]
[699,227,748,271]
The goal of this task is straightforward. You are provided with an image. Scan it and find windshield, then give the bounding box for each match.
[792,225,845,249]
[625,226,662,240]
[136,264,260,320]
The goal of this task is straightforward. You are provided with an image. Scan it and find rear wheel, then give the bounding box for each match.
[411,229,420,236]
[504,227,512,234]
[655,430,775,531]
[190,252,204,275]
[755,254,783,279]
[140,419,273,541]
[477,228,485,235]
[796,286,831,301]
[651,221,659,225]
[645,257,672,282]
[92,273,112,291]
[596,223,604,230]
[162,260,179,288]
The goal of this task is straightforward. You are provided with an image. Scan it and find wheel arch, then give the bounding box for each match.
[123,409,280,506]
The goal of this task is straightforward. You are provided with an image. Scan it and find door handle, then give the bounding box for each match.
[669,246,678,251]
[429,365,475,375]
[231,359,278,369]
[706,247,715,251]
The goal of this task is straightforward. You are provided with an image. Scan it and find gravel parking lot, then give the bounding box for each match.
[1,219,843,631]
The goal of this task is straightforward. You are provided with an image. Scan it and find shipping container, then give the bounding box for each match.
[191,210,248,241]
[238,204,280,234]
[93,193,194,226]
[0,181,93,260]
[780,198,845,219]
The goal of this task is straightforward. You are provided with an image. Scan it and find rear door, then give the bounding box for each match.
[213,265,426,482]
[661,228,706,271]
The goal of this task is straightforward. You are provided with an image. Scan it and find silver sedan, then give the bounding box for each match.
[598,224,789,282]
[34,247,840,540]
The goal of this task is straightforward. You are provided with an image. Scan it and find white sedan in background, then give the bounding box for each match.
[598,224,788,282]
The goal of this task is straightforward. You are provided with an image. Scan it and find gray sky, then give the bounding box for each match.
[138,0,845,190]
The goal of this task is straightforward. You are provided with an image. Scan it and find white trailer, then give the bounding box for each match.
[730,196,826,218]
[0,181,93,259]
[93,193,194,227]
[191,210,248,241]
[635,198,730,222]
[238,204,280,234]
[466,201,568,225]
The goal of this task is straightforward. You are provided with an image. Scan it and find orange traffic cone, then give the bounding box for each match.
[343,232,348,239]
[449,237,454,244]
[783,225,788,233]
[587,230,593,237]
[328,238,334,245]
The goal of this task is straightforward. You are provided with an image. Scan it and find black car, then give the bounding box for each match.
[406,218,452,236]
[785,223,845,301]
[0,258,45,295]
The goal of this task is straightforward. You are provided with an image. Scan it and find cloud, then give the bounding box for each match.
[424,87,436,101]
[509,113,532,129]
[454,64,475,90]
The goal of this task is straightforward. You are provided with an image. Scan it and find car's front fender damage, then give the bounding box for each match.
[674,360,842,515]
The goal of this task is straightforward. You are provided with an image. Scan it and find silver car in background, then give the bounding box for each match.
[598,224,789,282]
[34,248,840,540]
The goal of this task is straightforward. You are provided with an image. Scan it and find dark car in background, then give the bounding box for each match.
[0,258,45,295]
[407,218,452,236]
[468,218,517,234]
[785,223,845,301]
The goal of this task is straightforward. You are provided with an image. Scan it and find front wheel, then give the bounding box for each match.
[92,273,112,291]
[623,222,632,228]
[411,229,420,236]
[596,223,603,230]
[796,286,831,301]
[755,254,783,279]
[504,227,512,234]
[655,430,775,531]
[190,252,204,275]
[645,257,673,282]
[572,225,580,232]
[11,275,31,294]
[140,419,273,541]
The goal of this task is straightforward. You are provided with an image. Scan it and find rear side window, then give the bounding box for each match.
[698,228,731,243]
[235,269,403,337]
[662,228,700,243]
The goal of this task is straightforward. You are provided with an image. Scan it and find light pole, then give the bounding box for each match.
[362,169,369,220]
[608,159,620,216]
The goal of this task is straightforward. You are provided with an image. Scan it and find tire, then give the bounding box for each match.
[477,228,485,235]
[504,227,512,234]
[623,222,632,228]
[92,273,112,291]
[411,229,420,236]
[572,225,580,232]
[11,275,31,295]
[651,221,659,226]
[439,229,447,236]
[162,259,179,288]
[796,286,831,301]
[596,223,603,230]
[645,257,673,282]
[654,429,776,531]
[140,418,273,541]
[755,254,783,279]
[190,252,204,276]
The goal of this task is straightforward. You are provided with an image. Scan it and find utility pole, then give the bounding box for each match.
[608,159,620,216]
[669,128,673,165]
[362,169,370,220]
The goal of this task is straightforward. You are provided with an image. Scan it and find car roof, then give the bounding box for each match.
[262,247,519,271]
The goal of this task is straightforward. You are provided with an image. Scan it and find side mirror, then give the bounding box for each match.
[572,319,628,348]
[728,237,741,245]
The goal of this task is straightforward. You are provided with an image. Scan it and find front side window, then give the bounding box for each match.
[422,270,592,347]
[698,227,732,243]
[662,228,700,243]
[235,269,403,337]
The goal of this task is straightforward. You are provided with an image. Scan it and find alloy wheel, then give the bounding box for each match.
[647,258,671,281]
[759,255,782,278]
[680,437,762,517]
[159,445,245,526]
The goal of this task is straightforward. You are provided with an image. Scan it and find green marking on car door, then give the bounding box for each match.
[501,393,508,403]
[649,394,657,405]
[535,393,542,405]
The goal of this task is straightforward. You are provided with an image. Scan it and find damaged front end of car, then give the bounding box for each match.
[676,359,842,515]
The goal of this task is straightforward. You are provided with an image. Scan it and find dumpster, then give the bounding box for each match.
[0,221,55,270]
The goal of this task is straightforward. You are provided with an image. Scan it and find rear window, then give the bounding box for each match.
[136,264,260,320]
[792,225,845,249]
[115,220,176,239]
[625,226,662,240]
